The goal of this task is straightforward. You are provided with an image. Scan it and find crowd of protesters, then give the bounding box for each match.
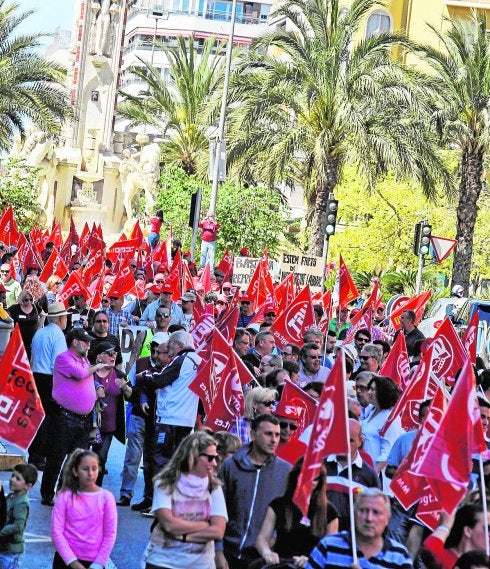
[0,217,488,569]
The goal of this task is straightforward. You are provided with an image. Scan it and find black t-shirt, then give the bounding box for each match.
[87,332,122,366]
[269,496,338,558]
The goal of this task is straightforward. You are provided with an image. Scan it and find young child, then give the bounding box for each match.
[0,463,38,569]
[51,449,117,569]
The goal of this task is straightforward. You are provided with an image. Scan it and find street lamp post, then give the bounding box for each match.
[148,3,169,67]
[209,0,237,215]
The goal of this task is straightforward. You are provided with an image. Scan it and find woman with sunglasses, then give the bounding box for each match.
[230,387,278,444]
[141,431,227,569]
[255,459,338,568]
[91,341,132,486]
[8,289,40,359]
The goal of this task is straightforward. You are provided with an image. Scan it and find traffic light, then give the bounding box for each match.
[413,220,432,256]
[325,194,338,237]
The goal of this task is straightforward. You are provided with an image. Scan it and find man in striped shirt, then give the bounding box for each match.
[306,488,413,569]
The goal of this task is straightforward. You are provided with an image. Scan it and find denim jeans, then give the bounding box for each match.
[120,414,152,499]
[0,552,23,569]
[200,240,216,270]
[148,233,160,251]
[153,423,192,477]
[91,431,114,486]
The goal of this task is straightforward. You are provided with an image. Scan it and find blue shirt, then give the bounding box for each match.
[30,322,67,375]
[140,300,185,328]
[307,531,413,569]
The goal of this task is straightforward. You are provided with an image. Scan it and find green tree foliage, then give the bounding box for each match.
[227,0,452,256]
[0,157,42,231]
[118,36,225,176]
[154,166,288,258]
[0,0,68,150]
[324,164,490,291]
[417,14,490,294]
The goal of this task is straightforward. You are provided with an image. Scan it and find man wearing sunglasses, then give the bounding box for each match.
[274,403,306,466]
[237,293,256,328]
[298,342,330,388]
[140,282,186,330]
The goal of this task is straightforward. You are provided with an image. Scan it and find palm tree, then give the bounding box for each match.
[227,0,452,256]
[118,35,226,176]
[420,13,490,294]
[0,1,69,150]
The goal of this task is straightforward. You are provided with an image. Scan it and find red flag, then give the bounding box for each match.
[270,286,316,349]
[182,263,195,293]
[57,272,91,308]
[79,222,91,254]
[341,310,372,345]
[390,387,447,513]
[338,255,359,307]
[47,222,63,249]
[105,259,136,298]
[280,379,319,437]
[0,207,20,246]
[431,317,467,386]
[39,248,69,283]
[379,333,410,390]
[0,326,45,450]
[83,244,105,285]
[462,311,478,365]
[380,346,434,438]
[189,330,244,431]
[108,238,140,262]
[217,248,233,276]
[293,354,349,517]
[130,219,144,247]
[216,306,239,345]
[389,290,431,329]
[416,360,486,513]
[200,263,212,293]
[17,234,40,276]
[191,305,215,349]
[275,272,296,312]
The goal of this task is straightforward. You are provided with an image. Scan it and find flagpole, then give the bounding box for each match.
[479,457,490,555]
[340,352,358,565]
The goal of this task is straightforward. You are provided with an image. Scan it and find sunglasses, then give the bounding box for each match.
[241,301,251,305]
[216,301,225,305]
[264,312,276,317]
[223,288,231,291]
[279,422,298,431]
[156,313,171,318]
[357,338,370,343]
[306,355,321,360]
[0,270,10,274]
[155,280,165,284]
[359,355,371,361]
[22,298,34,303]
[261,400,274,407]
[109,297,119,301]
[200,453,218,463]
[103,351,117,357]
[101,299,109,303]
[94,319,108,324]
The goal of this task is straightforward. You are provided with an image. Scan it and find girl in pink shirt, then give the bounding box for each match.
[51,449,117,569]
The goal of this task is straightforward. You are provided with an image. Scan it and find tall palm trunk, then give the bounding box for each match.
[451,148,483,294]
[308,155,339,256]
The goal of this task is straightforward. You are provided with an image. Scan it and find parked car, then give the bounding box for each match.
[418,297,467,338]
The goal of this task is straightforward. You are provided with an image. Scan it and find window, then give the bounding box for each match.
[365,11,391,39]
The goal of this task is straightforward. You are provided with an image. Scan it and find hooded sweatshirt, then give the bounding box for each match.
[218,443,290,559]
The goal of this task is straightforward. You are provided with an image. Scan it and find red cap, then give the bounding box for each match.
[183,250,191,257]
[264,302,276,314]
[149,284,162,294]
[223,281,233,289]
[239,247,250,256]
[160,283,173,294]
[240,293,253,303]
[274,400,303,420]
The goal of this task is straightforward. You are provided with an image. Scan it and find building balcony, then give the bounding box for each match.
[444,0,490,8]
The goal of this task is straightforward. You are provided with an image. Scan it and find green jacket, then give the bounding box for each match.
[0,492,29,554]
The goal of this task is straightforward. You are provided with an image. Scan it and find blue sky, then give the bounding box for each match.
[17,0,74,43]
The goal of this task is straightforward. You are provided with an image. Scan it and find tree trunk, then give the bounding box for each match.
[450,148,483,294]
[308,155,339,257]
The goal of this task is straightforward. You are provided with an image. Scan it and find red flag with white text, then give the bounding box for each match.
[270,286,316,349]
[39,248,69,283]
[389,290,431,329]
[462,311,478,365]
[0,207,20,246]
[293,354,349,517]
[280,379,319,437]
[0,326,45,450]
[431,317,467,387]
[57,272,91,307]
[379,333,411,390]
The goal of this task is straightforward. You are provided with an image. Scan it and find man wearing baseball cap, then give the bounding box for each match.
[274,401,307,465]
[40,329,109,505]
[180,291,196,331]
[238,293,256,328]
[140,282,186,330]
